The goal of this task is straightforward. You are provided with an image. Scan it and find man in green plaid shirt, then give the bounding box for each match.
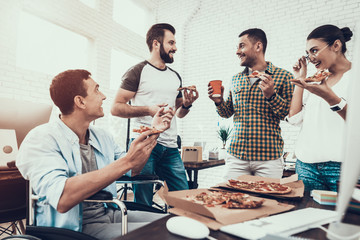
[209,28,294,179]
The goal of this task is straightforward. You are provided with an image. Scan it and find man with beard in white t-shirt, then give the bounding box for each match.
[111,23,199,206]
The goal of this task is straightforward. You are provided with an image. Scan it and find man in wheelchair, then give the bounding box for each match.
[16,69,173,240]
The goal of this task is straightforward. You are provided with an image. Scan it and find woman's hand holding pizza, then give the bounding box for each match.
[298,78,336,101]
[291,57,334,100]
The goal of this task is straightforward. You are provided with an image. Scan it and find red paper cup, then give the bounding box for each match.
[209,80,222,97]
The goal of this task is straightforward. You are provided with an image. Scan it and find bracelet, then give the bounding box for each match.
[330,97,347,112]
[182,104,192,109]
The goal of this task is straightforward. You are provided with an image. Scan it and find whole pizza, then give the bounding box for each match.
[185,191,264,209]
[228,179,292,194]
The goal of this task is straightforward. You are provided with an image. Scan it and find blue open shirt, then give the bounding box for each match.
[16,117,126,231]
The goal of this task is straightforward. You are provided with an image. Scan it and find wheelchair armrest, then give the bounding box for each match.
[30,190,128,236]
[2,234,42,240]
[26,225,99,240]
[86,190,113,200]
[122,201,166,214]
[84,191,128,235]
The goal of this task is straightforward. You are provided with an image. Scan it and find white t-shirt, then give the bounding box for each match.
[286,70,351,163]
[120,61,182,148]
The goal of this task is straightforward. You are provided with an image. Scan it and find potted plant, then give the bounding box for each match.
[217,126,232,149]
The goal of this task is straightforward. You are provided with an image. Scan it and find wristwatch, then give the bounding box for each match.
[182,104,192,109]
[265,93,276,101]
[330,97,347,112]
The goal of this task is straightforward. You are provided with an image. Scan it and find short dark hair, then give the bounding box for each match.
[146,23,176,52]
[307,24,353,54]
[239,28,267,53]
[50,69,91,115]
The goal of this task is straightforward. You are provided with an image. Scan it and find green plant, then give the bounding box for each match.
[217,126,232,149]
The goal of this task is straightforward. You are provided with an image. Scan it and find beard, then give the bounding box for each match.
[160,44,174,63]
[239,53,256,68]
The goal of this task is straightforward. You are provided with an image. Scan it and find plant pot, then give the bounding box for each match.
[219,148,227,160]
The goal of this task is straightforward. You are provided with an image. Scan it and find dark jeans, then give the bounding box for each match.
[295,159,341,192]
[132,142,189,206]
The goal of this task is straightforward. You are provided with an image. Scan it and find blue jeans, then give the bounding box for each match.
[132,142,189,206]
[295,159,341,192]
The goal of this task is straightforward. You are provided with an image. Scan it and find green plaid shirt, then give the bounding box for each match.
[217,62,294,161]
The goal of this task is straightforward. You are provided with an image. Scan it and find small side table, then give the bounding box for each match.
[183,159,225,189]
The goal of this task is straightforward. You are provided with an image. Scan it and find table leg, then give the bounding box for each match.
[193,170,198,189]
[186,170,194,189]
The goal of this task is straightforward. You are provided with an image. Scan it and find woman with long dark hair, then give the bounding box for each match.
[287,24,353,191]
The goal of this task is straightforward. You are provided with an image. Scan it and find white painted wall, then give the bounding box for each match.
[1,0,359,188]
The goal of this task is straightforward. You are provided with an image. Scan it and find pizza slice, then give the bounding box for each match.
[132,125,163,134]
[248,70,266,78]
[291,69,332,84]
[305,69,331,82]
[223,198,264,209]
[177,85,197,91]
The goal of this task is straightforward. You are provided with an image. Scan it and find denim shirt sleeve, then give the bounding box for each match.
[16,125,70,210]
[16,120,129,231]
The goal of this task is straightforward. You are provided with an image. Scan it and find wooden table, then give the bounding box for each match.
[183,159,225,189]
[113,191,360,240]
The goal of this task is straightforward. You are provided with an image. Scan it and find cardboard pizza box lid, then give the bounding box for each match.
[212,174,304,199]
[158,184,295,230]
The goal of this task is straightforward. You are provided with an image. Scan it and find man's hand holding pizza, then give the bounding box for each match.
[182,85,199,108]
[258,73,276,99]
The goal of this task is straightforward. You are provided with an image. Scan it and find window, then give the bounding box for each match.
[16,11,90,75]
[110,49,142,90]
[113,0,154,36]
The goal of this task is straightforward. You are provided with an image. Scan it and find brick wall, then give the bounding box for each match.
[155,0,360,188]
[0,0,154,149]
[1,0,359,189]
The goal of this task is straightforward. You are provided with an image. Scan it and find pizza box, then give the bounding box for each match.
[181,146,202,162]
[158,185,295,230]
[213,174,304,199]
